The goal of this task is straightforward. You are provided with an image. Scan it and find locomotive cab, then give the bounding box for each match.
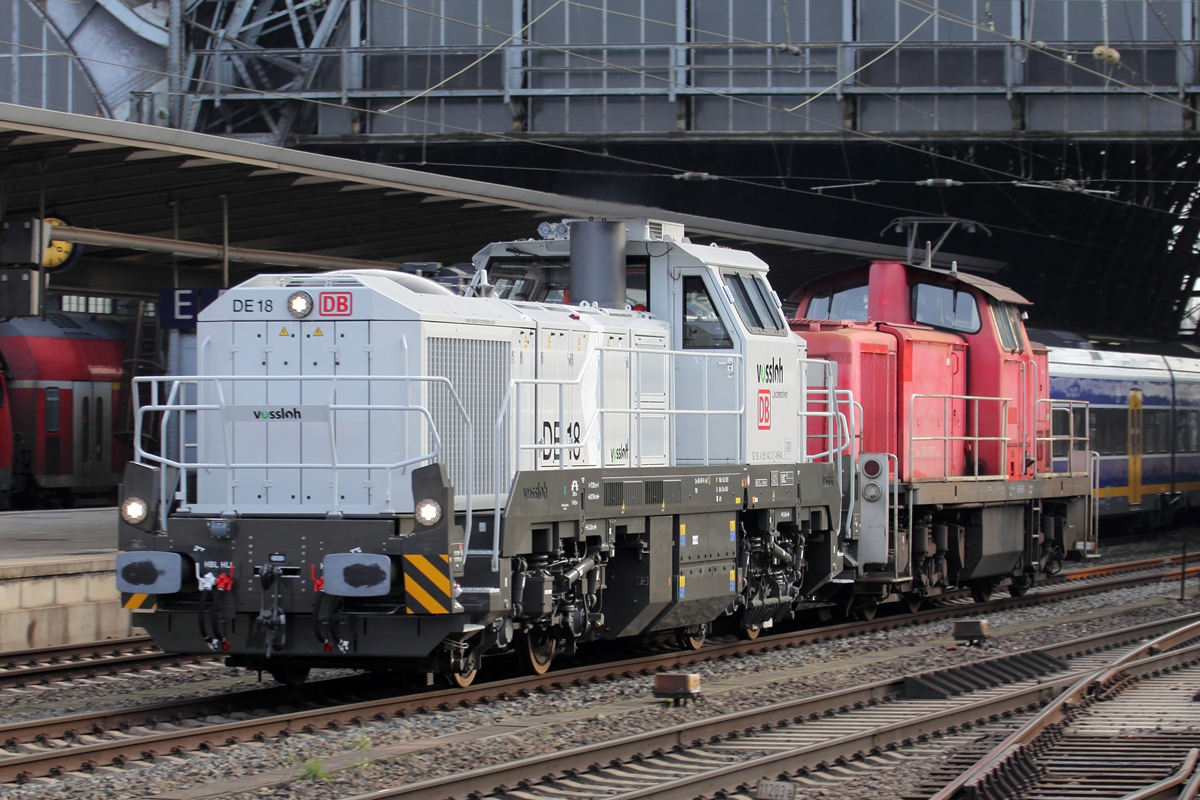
[792,261,1094,611]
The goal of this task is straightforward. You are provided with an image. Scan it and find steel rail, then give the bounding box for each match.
[0,638,215,691]
[0,551,1169,666]
[0,652,208,690]
[1058,553,1199,582]
[1,560,1196,784]
[931,621,1200,800]
[0,636,152,664]
[1118,749,1200,800]
[341,616,1200,800]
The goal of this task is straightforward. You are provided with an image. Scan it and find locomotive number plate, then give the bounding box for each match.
[755,781,796,800]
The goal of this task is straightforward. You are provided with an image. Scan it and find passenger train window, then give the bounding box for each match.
[1144,410,1171,454]
[724,273,786,334]
[682,276,733,350]
[44,388,59,433]
[805,283,868,322]
[911,284,980,333]
[1177,411,1200,453]
[95,397,103,462]
[1089,408,1129,456]
[81,398,89,463]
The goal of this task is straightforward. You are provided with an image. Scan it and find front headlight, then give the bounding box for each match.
[121,496,149,525]
[415,499,443,526]
[287,291,313,318]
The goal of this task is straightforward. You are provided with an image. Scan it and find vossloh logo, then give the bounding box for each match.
[253,407,303,420]
[227,405,330,423]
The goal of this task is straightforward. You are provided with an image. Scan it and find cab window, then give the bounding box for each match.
[992,301,1025,352]
[911,283,980,333]
[805,282,868,322]
[488,261,650,310]
[682,276,733,349]
[626,266,649,311]
[724,272,786,334]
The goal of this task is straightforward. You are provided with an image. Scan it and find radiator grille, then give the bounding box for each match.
[603,482,623,507]
[644,480,663,505]
[428,338,510,497]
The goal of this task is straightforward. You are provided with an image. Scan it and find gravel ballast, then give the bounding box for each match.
[4,568,1200,800]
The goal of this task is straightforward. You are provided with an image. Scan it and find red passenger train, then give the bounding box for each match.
[0,313,126,508]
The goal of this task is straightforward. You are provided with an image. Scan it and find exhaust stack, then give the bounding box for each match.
[569,220,626,308]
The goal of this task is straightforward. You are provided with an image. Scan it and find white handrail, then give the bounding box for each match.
[908,393,1011,482]
[134,373,474,537]
[1034,398,1091,478]
[490,346,746,571]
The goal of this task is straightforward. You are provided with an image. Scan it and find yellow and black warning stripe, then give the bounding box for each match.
[403,553,452,615]
[121,592,157,610]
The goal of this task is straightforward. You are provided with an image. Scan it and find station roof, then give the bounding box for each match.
[0,103,1004,300]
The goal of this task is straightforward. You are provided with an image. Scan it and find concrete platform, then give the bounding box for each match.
[0,509,129,650]
[0,507,117,560]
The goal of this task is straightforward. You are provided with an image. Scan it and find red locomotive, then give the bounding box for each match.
[793,260,1093,617]
[0,312,126,507]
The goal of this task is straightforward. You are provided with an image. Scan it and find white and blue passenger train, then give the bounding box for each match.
[1040,333,1200,522]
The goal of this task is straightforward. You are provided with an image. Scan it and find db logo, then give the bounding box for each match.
[319,292,353,316]
[757,389,772,430]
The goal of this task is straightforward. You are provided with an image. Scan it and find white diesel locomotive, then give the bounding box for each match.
[116,219,850,685]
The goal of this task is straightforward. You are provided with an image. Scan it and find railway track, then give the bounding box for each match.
[0,552,1196,785]
[335,616,1200,800]
[0,637,216,690]
[922,623,1200,799]
[0,552,1181,691]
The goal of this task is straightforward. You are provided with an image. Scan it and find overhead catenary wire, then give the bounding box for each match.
[0,48,1153,252]
[897,0,1194,114]
[370,0,1156,210]
[119,0,1134,197]
[0,2,1186,243]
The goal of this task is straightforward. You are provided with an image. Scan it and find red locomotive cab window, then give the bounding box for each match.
[805,283,868,321]
[992,301,1026,352]
[911,283,980,333]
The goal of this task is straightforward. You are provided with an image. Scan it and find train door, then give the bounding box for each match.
[72,381,111,488]
[673,272,739,465]
[1129,389,1144,507]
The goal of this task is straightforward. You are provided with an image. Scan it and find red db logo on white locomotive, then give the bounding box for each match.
[757,389,772,430]
[319,292,353,316]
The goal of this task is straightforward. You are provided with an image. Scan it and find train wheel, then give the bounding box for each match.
[441,667,478,688]
[969,581,994,603]
[675,623,708,651]
[905,594,923,614]
[268,666,310,687]
[518,628,556,675]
